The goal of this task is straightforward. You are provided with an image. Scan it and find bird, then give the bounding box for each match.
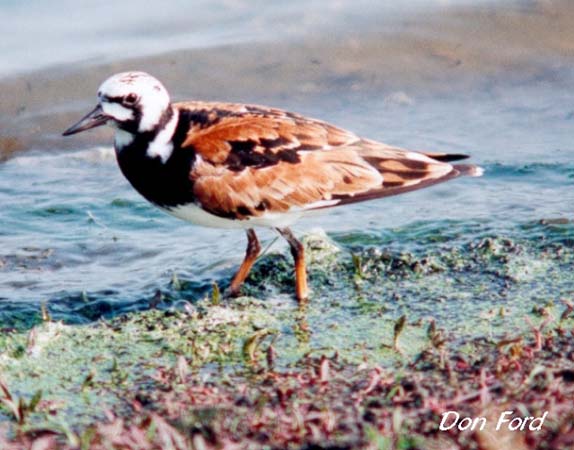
[63,71,483,303]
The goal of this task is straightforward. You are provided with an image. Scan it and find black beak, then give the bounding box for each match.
[62,104,109,136]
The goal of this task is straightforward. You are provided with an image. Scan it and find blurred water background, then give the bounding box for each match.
[0,0,573,325]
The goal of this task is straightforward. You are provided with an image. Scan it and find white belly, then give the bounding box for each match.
[160,203,304,229]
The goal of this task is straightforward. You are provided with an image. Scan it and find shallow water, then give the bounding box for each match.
[1,0,573,327]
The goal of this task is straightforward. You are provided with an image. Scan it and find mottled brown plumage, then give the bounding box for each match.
[172,102,475,221]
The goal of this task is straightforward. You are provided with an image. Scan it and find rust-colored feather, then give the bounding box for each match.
[173,102,477,220]
[177,102,359,164]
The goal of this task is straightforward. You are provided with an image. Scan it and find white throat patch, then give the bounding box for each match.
[114,129,134,150]
[146,111,179,163]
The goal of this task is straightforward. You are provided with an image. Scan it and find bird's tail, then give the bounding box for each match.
[423,152,470,163]
[454,164,484,177]
[422,152,483,177]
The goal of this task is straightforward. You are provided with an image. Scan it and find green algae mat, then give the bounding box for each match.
[0,222,573,449]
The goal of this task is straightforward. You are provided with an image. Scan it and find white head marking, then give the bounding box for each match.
[102,102,134,122]
[97,71,171,133]
[146,112,179,163]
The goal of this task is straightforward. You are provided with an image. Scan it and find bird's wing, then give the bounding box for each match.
[175,102,469,220]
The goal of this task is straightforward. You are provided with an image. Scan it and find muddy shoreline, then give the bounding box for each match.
[2,0,574,160]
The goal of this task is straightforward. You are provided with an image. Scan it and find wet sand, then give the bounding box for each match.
[1,0,574,159]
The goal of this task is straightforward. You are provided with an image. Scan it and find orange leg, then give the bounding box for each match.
[228,229,261,296]
[277,227,309,302]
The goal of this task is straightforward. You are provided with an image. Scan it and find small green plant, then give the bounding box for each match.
[211,282,221,305]
[393,315,407,353]
[0,377,42,425]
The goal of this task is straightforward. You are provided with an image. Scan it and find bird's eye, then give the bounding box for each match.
[124,93,138,106]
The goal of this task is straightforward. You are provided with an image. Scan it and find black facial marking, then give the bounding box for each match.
[102,95,124,104]
[102,93,139,108]
[116,108,196,208]
[113,103,142,134]
[109,97,173,135]
[119,106,174,140]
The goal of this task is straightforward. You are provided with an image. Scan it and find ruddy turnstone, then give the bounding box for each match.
[63,71,483,302]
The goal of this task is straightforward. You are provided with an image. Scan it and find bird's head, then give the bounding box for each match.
[63,71,171,137]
